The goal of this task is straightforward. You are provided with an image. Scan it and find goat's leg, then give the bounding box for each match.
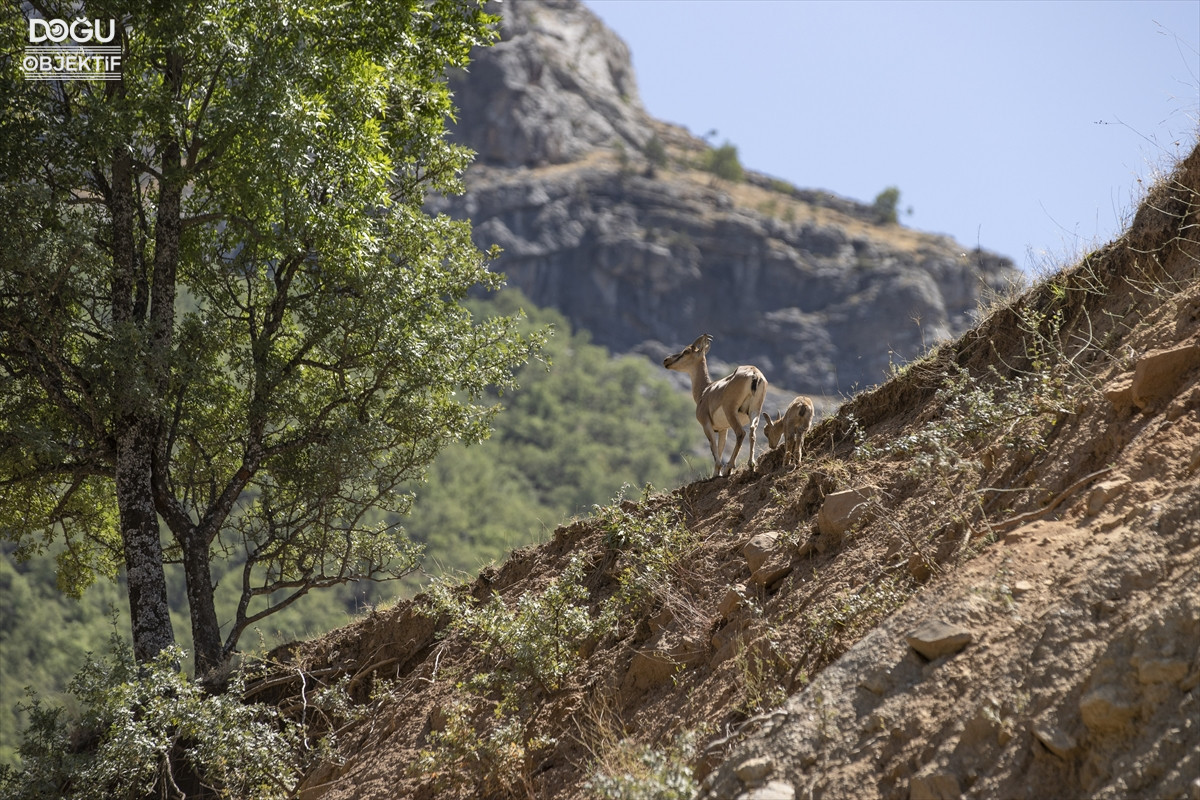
[705,423,724,478]
[715,428,731,477]
[725,422,746,476]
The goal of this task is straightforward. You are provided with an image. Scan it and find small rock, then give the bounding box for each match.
[905,619,974,660]
[1130,343,1200,410]
[1033,722,1078,758]
[1135,657,1190,686]
[1011,580,1035,598]
[955,705,1001,753]
[738,780,795,800]
[710,619,751,666]
[621,648,678,693]
[817,487,878,537]
[1104,378,1133,411]
[648,606,674,635]
[858,666,891,695]
[743,532,781,573]
[794,536,815,558]
[1190,775,1200,800]
[750,554,792,589]
[672,633,708,667]
[735,756,773,784]
[1079,684,1138,733]
[718,584,746,619]
[1086,474,1130,516]
[910,772,961,800]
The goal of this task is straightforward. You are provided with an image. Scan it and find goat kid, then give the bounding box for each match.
[664,334,767,478]
[762,395,815,470]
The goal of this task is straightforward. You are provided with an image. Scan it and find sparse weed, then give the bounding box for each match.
[585,731,697,800]
[596,492,698,625]
[426,554,601,701]
[418,554,603,797]
[803,577,910,661]
[411,699,547,798]
[729,595,790,716]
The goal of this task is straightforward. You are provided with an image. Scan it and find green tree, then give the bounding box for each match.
[702,141,744,183]
[873,186,902,224]
[643,135,667,168]
[0,0,541,674]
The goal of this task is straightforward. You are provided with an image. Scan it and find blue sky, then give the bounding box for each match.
[586,0,1199,273]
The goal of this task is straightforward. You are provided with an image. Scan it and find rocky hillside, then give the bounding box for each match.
[430,0,1022,398]
[260,141,1199,799]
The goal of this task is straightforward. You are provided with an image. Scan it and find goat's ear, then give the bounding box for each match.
[693,334,712,352]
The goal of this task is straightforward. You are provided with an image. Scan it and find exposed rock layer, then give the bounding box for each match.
[438,0,1022,395]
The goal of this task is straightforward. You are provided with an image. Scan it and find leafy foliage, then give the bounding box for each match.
[0,0,542,670]
[417,556,603,796]
[0,639,305,800]
[700,142,744,182]
[873,186,902,224]
[427,554,603,701]
[596,493,696,620]
[0,292,701,764]
[585,733,697,800]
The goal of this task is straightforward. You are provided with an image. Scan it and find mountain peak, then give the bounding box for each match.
[450,0,653,167]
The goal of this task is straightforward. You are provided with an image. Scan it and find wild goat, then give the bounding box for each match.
[663,334,767,478]
[762,395,815,469]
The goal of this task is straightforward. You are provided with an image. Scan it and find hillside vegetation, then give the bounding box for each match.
[0,292,700,766]
[259,145,1199,800]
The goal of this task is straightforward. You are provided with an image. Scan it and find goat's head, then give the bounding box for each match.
[663,334,712,371]
[761,411,787,449]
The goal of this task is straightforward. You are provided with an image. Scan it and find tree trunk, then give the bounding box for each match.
[183,528,223,674]
[115,419,176,663]
[111,144,176,663]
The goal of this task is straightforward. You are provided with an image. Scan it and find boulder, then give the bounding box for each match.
[818,487,879,538]
[1130,343,1200,410]
[905,619,974,660]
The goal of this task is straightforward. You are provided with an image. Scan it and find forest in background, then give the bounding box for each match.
[0,289,702,765]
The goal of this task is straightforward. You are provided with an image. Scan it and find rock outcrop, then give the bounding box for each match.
[436,0,1023,396]
[448,0,653,167]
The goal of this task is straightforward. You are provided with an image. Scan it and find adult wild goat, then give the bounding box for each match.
[664,334,767,478]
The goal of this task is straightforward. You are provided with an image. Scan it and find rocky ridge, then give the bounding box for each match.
[433,0,1022,398]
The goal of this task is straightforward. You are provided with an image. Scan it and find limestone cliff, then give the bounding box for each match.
[435,0,1023,396]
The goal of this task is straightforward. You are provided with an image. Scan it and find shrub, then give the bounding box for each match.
[701,142,743,182]
[585,733,697,800]
[643,135,667,168]
[0,638,305,800]
[873,186,901,224]
[426,554,602,700]
[596,493,696,621]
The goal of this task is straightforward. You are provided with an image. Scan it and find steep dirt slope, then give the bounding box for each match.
[262,146,1199,800]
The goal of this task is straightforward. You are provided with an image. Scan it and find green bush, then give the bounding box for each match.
[596,492,696,620]
[701,142,743,182]
[426,555,602,699]
[585,733,697,800]
[643,135,667,168]
[0,639,305,800]
[873,186,901,224]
